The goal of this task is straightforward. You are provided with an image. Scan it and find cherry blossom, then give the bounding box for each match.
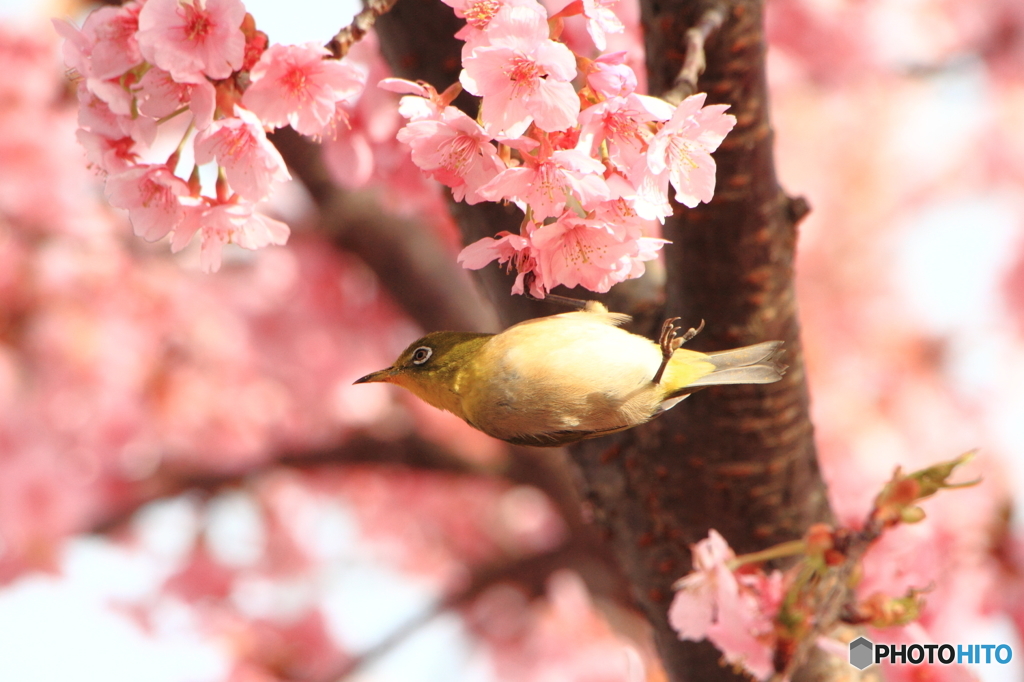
[641,92,736,209]
[193,107,291,203]
[105,165,191,241]
[379,77,446,120]
[396,107,506,204]
[242,42,366,138]
[135,67,216,130]
[19,3,1024,680]
[136,0,247,82]
[458,231,543,296]
[576,94,674,172]
[460,4,580,137]
[76,82,156,150]
[668,530,737,640]
[580,0,625,51]
[53,3,143,82]
[478,149,610,220]
[172,201,290,272]
[76,129,140,175]
[530,214,654,292]
[669,530,781,680]
[583,51,638,98]
[443,0,507,31]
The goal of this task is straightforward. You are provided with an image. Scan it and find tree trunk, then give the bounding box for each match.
[374,0,833,679]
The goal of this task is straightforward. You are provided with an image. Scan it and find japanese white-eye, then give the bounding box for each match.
[355,302,785,447]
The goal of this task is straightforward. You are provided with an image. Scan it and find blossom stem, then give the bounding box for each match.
[156,106,190,125]
[216,167,229,203]
[167,120,195,174]
[726,539,806,570]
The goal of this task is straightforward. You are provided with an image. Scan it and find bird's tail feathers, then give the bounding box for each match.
[687,340,787,388]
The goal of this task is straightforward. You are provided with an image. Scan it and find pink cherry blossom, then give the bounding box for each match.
[53,3,143,81]
[460,4,580,137]
[381,78,462,121]
[193,107,291,203]
[396,107,505,204]
[478,149,610,220]
[135,67,216,130]
[712,570,783,680]
[379,77,442,120]
[458,231,543,296]
[669,530,738,639]
[444,0,542,37]
[642,92,736,209]
[86,76,135,118]
[590,196,668,279]
[105,165,191,241]
[172,201,290,272]
[76,129,139,174]
[669,530,782,681]
[584,51,638,98]
[530,213,650,292]
[137,0,246,82]
[242,43,366,138]
[581,0,624,51]
[576,94,674,172]
[76,83,144,141]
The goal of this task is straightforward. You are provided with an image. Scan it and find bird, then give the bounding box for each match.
[354,301,786,447]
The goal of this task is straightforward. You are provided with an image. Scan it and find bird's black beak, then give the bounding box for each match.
[354,368,396,384]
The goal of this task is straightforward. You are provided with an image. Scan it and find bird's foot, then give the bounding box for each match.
[653,318,705,384]
[678,319,705,346]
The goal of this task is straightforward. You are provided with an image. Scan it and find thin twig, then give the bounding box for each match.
[326,0,402,58]
[662,4,728,105]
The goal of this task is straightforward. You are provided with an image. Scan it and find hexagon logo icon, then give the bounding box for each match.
[849,636,874,670]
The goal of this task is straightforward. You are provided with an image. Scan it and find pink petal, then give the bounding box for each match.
[527,79,580,133]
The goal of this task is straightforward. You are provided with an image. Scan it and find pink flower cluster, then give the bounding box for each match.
[55,0,365,272]
[387,0,735,296]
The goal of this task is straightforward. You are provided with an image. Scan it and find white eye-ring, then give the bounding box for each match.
[411,346,433,365]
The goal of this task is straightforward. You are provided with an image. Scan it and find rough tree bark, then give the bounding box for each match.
[373,0,834,680]
[569,1,833,679]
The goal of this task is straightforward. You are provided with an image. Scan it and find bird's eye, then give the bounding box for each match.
[411,346,433,365]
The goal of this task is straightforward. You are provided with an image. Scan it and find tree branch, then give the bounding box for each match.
[326,0,402,59]
[662,3,728,105]
[269,127,497,334]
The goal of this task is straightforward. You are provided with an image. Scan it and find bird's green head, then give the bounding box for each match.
[353,331,492,412]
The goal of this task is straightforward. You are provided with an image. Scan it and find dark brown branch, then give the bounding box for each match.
[662,3,728,105]
[326,0,402,59]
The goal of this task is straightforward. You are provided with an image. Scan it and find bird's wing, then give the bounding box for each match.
[504,300,632,332]
[503,422,637,447]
